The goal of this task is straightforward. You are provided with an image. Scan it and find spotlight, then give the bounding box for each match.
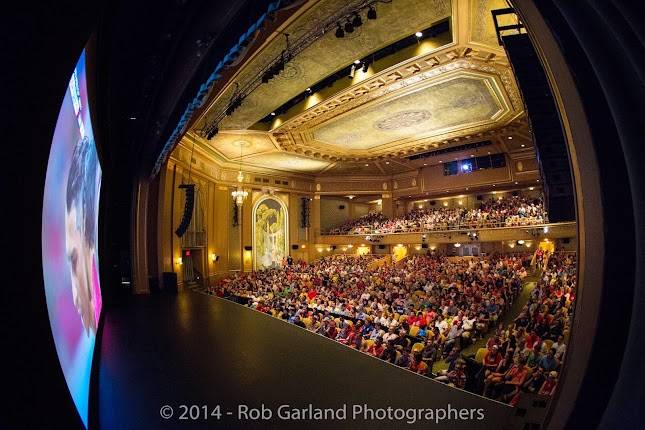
[344,21,354,33]
[270,112,276,116]
[335,22,344,38]
[362,62,369,73]
[354,59,361,65]
[415,31,423,38]
[367,6,376,20]
[352,12,362,28]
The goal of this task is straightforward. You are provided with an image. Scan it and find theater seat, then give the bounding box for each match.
[412,342,424,353]
[475,347,488,364]
[409,326,420,337]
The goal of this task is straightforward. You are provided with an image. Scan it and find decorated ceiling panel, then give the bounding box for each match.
[312,74,502,152]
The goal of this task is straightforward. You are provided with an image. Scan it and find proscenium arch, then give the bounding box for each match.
[251,194,289,271]
[511,1,641,428]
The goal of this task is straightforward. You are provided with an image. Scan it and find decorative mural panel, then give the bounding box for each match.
[253,196,289,270]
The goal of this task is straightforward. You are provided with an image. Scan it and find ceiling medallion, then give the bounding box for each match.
[373,110,432,131]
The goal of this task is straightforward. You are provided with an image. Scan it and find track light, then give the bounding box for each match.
[206,126,219,140]
[352,12,362,28]
[344,20,354,33]
[335,22,344,38]
[367,6,376,20]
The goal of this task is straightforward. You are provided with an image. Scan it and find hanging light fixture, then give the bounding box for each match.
[231,143,248,207]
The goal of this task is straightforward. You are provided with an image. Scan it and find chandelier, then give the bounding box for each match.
[231,142,248,207]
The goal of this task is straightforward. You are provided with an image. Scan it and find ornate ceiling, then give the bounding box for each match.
[182,0,531,177]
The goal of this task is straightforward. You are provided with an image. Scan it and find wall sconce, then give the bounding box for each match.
[414,245,421,251]
[301,244,306,249]
[317,248,323,253]
[326,247,332,252]
[211,253,219,262]
[453,243,461,248]
[176,257,183,266]
[347,244,353,248]
[430,245,436,251]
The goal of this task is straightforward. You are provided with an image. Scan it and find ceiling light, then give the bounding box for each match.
[514,181,518,184]
[306,87,312,92]
[385,161,390,165]
[470,154,475,157]
[270,112,276,116]
[335,22,344,38]
[365,163,369,167]
[537,179,540,182]
[129,116,137,120]
[454,243,461,248]
[354,59,361,64]
[521,144,525,147]
[423,163,427,166]
[439,160,443,163]
[508,136,513,140]
[344,21,354,33]
[367,6,377,20]
[362,62,369,73]
[529,187,535,191]
[415,31,423,38]
[352,12,362,28]
[517,240,525,245]
[543,226,549,233]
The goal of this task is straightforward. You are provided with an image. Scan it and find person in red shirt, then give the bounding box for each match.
[408,352,429,376]
[539,371,558,396]
[482,345,503,377]
[366,338,385,358]
[524,329,541,351]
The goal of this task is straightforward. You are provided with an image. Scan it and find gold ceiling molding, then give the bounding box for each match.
[271,52,523,160]
[195,0,452,132]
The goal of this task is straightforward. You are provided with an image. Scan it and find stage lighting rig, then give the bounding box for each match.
[367,6,377,20]
[352,12,363,28]
[344,20,354,33]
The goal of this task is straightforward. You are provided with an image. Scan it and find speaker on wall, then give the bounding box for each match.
[430,200,436,206]
[244,245,252,251]
[291,244,299,250]
[175,184,195,237]
[476,195,483,201]
[512,191,519,197]
[378,245,386,250]
[421,244,428,249]
[339,205,345,210]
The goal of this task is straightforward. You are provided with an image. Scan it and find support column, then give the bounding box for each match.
[131,177,150,294]
[381,193,394,219]
[308,194,321,261]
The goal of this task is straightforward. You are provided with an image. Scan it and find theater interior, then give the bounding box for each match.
[5,1,645,429]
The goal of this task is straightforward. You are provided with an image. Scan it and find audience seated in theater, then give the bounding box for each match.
[207,249,575,407]
[326,194,547,235]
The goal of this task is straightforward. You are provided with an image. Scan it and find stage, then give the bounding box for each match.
[97,291,511,429]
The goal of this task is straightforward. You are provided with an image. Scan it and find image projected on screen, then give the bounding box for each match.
[42,49,102,428]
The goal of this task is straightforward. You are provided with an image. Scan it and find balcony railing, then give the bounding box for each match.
[321,218,554,236]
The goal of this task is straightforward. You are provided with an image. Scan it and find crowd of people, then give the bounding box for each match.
[206,249,575,406]
[468,251,575,405]
[326,195,547,235]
